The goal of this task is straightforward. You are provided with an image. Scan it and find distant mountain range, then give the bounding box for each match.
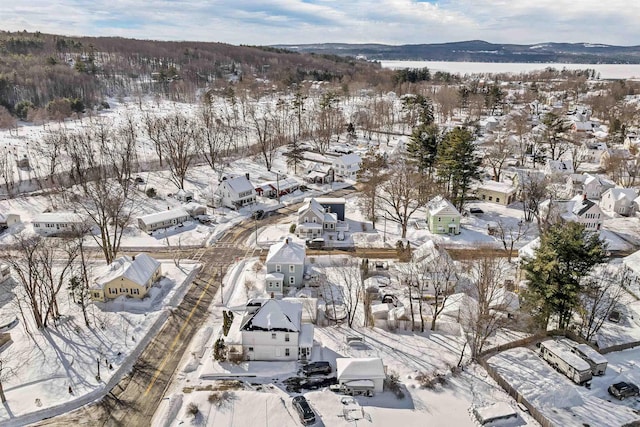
[273,40,640,64]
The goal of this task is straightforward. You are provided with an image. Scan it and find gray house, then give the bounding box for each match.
[265,238,306,288]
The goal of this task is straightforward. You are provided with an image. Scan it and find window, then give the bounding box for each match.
[285,334,290,342]
[248,347,254,352]
[289,276,295,285]
[93,292,100,298]
[110,288,117,295]
[271,333,277,340]
[285,348,290,356]
[496,198,500,203]
[276,264,281,273]
[482,195,486,200]
[489,196,493,201]
[289,265,295,273]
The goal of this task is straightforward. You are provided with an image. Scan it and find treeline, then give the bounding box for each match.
[0,30,384,118]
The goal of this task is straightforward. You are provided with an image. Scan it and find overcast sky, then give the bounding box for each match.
[3,0,640,46]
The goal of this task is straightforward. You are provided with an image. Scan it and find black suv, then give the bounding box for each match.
[608,382,639,400]
[292,395,316,425]
[302,361,332,376]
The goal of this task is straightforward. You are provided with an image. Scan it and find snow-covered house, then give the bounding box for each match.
[600,188,639,216]
[545,159,574,176]
[336,357,386,394]
[580,141,608,164]
[175,189,194,203]
[183,202,207,218]
[332,153,361,180]
[214,175,256,209]
[296,198,338,239]
[33,212,85,236]
[90,254,162,302]
[234,299,313,361]
[265,239,305,288]
[476,181,517,206]
[426,196,461,235]
[540,195,604,231]
[566,173,614,200]
[303,161,334,184]
[137,208,190,234]
[0,213,20,230]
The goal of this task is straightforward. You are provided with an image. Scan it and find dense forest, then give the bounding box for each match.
[0,30,386,119]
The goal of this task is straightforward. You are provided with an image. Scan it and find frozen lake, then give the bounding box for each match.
[379,60,640,80]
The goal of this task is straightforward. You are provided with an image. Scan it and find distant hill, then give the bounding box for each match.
[273,40,640,64]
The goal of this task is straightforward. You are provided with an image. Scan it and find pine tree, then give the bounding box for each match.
[436,127,481,211]
[407,123,440,176]
[285,136,305,174]
[522,222,608,330]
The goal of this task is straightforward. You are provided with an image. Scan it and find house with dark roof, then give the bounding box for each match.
[540,194,604,231]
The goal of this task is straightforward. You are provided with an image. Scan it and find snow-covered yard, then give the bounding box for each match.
[0,261,198,425]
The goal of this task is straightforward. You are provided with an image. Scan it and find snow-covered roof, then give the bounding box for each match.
[477,180,516,193]
[33,212,84,224]
[265,272,284,281]
[427,196,460,216]
[310,197,346,205]
[571,195,597,217]
[93,253,160,289]
[0,213,18,223]
[223,175,255,194]
[138,208,189,226]
[299,323,314,347]
[333,153,362,166]
[623,250,640,276]
[336,357,385,381]
[241,299,301,332]
[298,198,325,216]
[603,188,638,202]
[266,239,305,264]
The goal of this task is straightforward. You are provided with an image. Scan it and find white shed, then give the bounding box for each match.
[336,357,386,393]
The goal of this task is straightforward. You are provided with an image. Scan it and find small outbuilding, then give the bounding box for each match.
[336,357,386,394]
[137,208,190,233]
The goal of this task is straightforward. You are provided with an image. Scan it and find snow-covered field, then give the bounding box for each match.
[0,261,198,425]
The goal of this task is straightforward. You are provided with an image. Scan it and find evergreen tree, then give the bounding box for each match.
[522,222,608,330]
[407,123,440,176]
[436,127,481,211]
[285,136,305,174]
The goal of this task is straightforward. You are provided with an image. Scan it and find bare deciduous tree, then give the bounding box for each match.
[332,257,365,328]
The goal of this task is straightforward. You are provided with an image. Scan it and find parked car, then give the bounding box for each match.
[469,208,484,215]
[253,209,265,220]
[302,361,332,376]
[292,396,316,425]
[608,382,639,400]
[325,304,347,322]
[306,238,325,250]
[608,310,621,323]
[134,176,145,184]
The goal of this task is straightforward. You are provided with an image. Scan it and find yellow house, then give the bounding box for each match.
[476,181,517,206]
[90,254,162,302]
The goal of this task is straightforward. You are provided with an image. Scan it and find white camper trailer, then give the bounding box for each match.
[540,340,592,385]
[566,342,607,376]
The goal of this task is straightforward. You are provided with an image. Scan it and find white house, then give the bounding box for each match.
[137,208,190,234]
[296,198,344,239]
[90,253,162,302]
[303,161,334,184]
[0,213,20,230]
[567,173,615,200]
[600,188,639,216]
[33,212,85,236]
[580,141,608,164]
[234,299,313,361]
[265,239,306,288]
[476,181,517,206]
[545,159,574,176]
[332,153,361,179]
[336,357,386,394]
[214,175,256,209]
[541,195,604,232]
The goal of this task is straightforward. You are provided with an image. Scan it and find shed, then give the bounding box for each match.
[336,357,386,393]
[137,208,190,233]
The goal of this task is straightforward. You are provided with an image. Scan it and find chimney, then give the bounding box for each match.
[132,255,136,261]
[285,238,289,244]
[583,194,587,201]
[245,172,250,180]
